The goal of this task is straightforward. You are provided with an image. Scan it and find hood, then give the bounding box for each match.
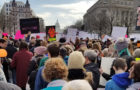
[112,72,132,88]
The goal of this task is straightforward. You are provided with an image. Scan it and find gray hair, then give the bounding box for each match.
[133,49,140,58]
[84,50,97,62]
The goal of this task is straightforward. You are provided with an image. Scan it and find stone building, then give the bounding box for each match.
[84,0,140,35]
[0,0,34,34]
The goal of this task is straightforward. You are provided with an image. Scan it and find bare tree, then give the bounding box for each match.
[91,11,111,38]
[0,11,6,32]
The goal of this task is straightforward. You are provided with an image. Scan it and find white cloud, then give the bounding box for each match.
[42,0,97,14]
[40,0,98,28]
[36,12,51,19]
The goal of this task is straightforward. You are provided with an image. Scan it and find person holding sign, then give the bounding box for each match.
[105,58,132,90]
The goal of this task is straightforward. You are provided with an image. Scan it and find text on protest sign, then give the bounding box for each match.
[20,18,40,34]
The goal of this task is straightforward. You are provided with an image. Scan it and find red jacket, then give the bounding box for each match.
[11,49,33,88]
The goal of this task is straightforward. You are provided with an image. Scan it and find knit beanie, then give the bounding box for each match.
[34,46,47,55]
[62,80,92,90]
[115,37,129,52]
[68,51,85,69]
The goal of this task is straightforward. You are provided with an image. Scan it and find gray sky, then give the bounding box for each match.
[0,0,98,29]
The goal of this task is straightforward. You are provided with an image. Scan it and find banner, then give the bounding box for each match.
[46,26,56,41]
[20,18,40,34]
[99,57,115,86]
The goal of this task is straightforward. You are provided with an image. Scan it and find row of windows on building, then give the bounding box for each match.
[6,4,26,8]
[104,0,133,5]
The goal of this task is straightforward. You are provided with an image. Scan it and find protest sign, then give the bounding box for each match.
[112,26,127,40]
[15,30,24,40]
[20,18,40,34]
[130,33,140,42]
[66,28,78,43]
[99,57,115,86]
[46,26,56,41]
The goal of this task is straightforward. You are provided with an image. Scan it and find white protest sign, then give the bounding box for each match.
[91,34,99,39]
[130,33,140,42]
[99,57,115,86]
[112,26,127,40]
[78,31,87,39]
[66,28,78,42]
[56,33,66,41]
[30,33,46,40]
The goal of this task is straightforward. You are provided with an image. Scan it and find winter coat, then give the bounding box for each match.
[127,82,140,90]
[28,70,38,90]
[39,57,48,68]
[42,80,67,90]
[105,72,132,90]
[35,66,48,90]
[11,49,33,88]
[27,55,45,76]
[0,81,21,90]
[6,44,17,59]
[0,68,7,82]
[102,56,134,81]
[84,63,100,90]
[68,69,93,89]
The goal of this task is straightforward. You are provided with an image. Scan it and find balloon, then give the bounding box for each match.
[0,49,7,58]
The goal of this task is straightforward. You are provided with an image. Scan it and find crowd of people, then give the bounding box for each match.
[0,35,140,90]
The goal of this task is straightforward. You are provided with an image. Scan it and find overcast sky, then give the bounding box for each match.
[0,0,98,29]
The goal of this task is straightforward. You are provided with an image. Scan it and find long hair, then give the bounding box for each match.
[19,41,29,51]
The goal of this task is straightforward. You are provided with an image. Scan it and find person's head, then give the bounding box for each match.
[41,41,48,47]
[102,48,109,57]
[92,43,101,52]
[84,50,97,64]
[35,40,42,47]
[115,38,129,53]
[133,48,140,58]
[47,43,60,58]
[14,40,20,48]
[42,57,68,82]
[129,62,140,82]
[64,45,73,56]
[19,41,28,50]
[87,42,93,49]
[62,80,92,90]
[68,51,85,69]
[34,46,47,56]
[60,47,67,59]
[0,39,7,48]
[31,36,35,40]
[113,58,127,73]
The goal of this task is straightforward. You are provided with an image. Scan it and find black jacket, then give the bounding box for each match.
[28,70,38,90]
[84,63,100,90]
[6,44,17,59]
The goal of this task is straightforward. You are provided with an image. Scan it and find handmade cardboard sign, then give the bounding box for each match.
[99,57,115,86]
[46,26,56,41]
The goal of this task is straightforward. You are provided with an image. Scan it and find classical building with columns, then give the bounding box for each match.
[84,0,140,35]
[0,0,35,34]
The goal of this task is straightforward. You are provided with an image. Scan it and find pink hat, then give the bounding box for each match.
[36,35,40,39]
[34,46,46,55]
